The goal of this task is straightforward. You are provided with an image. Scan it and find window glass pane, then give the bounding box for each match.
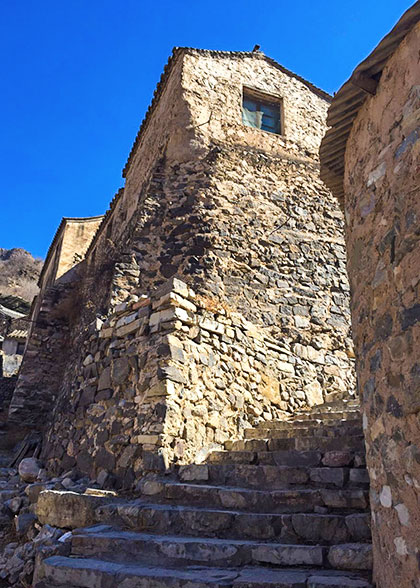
[242,92,281,135]
[260,103,277,116]
[262,115,279,131]
[262,114,276,124]
[243,98,257,111]
[262,122,279,133]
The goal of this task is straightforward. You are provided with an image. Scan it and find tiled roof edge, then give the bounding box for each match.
[84,187,125,260]
[320,1,420,202]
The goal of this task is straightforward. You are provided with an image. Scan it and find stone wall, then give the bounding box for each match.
[8,284,72,427]
[343,22,420,588]
[42,275,352,488]
[54,217,104,283]
[0,375,17,419]
[13,48,355,487]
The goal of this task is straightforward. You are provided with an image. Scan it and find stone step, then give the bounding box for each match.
[252,418,362,431]
[302,399,360,411]
[294,402,360,413]
[36,556,373,588]
[293,415,361,426]
[244,424,363,440]
[95,501,371,543]
[141,481,369,513]
[175,467,369,492]
[71,526,372,571]
[225,435,366,453]
[305,400,359,409]
[207,449,366,467]
[179,462,369,490]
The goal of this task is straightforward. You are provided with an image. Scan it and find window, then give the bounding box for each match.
[242,88,282,135]
[16,342,25,355]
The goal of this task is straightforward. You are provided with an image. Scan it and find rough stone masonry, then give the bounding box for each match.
[343,24,420,588]
[320,5,420,587]
[10,48,355,489]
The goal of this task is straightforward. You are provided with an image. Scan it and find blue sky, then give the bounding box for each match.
[0,0,413,258]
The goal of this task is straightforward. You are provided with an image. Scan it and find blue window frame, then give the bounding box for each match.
[242,91,281,135]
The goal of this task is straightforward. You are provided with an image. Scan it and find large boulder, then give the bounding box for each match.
[18,458,42,483]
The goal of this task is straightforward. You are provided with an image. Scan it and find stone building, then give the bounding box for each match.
[0,296,29,378]
[11,48,355,489]
[1,325,27,377]
[320,3,420,587]
[0,297,29,406]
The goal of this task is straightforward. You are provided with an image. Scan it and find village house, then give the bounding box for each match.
[11,47,355,479]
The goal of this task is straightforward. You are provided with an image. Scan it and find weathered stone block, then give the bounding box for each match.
[97,367,111,391]
[36,490,113,529]
[15,512,36,536]
[115,318,145,338]
[328,543,372,571]
[322,451,353,468]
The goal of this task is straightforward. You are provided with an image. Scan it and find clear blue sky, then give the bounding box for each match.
[0,0,413,258]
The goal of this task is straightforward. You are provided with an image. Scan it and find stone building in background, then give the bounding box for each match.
[1,325,27,377]
[320,3,420,587]
[10,48,355,488]
[0,295,29,378]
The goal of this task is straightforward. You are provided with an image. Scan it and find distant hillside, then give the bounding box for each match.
[0,248,43,303]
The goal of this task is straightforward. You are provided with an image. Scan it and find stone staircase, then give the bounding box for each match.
[34,398,373,588]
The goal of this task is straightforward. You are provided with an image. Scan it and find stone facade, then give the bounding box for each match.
[12,49,355,489]
[8,217,103,426]
[345,24,420,587]
[39,216,104,289]
[320,7,420,587]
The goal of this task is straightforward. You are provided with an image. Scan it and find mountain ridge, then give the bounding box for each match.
[0,248,43,303]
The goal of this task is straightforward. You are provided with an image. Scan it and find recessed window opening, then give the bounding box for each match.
[242,88,282,135]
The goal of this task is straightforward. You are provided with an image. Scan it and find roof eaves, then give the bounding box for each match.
[7,329,28,340]
[0,305,26,320]
[320,1,420,203]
